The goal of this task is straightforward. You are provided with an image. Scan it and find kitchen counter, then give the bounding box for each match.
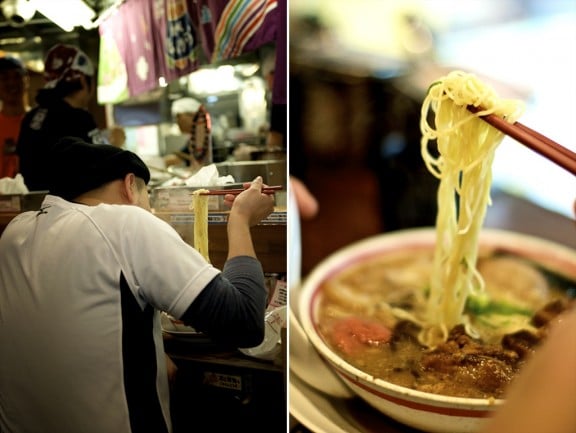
[164,330,286,433]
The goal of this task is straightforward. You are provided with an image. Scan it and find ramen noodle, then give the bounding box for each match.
[418,70,525,347]
[191,189,210,262]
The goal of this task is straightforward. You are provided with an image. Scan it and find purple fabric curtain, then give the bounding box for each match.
[99,0,159,98]
[194,0,278,62]
[98,0,282,100]
[152,0,201,83]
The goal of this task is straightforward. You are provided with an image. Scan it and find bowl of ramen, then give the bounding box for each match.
[297,228,576,433]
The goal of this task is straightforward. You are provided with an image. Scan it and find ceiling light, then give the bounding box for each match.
[34,0,96,32]
[0,36,27,46]
[1,0,36,27]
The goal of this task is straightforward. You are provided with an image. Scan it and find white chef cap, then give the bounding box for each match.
[171,97,201,117]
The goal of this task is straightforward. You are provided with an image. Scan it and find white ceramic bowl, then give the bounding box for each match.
[298,228,576,433]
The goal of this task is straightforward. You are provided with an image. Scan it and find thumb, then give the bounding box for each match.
[250,176,264,191]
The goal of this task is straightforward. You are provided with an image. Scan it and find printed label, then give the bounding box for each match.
[202,372,242,391]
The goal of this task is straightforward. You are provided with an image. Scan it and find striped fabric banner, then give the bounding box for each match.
[211,0,277,62]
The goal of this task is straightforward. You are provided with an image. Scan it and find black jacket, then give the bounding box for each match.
[17,90,104,191]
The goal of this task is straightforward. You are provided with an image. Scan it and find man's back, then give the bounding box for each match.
[0,197,183,433]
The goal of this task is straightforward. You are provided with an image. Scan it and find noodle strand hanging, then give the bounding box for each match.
[191,189,210,262]
[419,71,524,347]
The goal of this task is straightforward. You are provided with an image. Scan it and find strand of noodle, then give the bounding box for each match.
[419,71,524,347]
[191,190,210,262]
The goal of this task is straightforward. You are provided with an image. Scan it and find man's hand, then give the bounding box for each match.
[224,177,275,227]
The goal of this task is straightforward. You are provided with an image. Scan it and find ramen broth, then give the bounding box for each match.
[316,246,575,399]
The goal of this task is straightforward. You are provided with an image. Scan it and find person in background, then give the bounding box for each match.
[17,43,105,191]
[0,56,29,179]
[0,136,275,433]
[266,0,287,152]
[164,96,206,170]
[262,55,285,152]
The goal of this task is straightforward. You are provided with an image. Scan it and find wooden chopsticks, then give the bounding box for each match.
[467,106,576,175]
[197,185,283,195]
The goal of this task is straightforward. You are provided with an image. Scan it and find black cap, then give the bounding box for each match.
[47,136,151,201]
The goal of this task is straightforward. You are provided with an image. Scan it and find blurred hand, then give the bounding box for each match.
[481,306,576,433]
[108,126,126,148]
[225,176,275,227]
[164,154,183,167]
[291,176,319,220]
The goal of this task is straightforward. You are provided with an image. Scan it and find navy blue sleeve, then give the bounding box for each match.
[180,256,268,348]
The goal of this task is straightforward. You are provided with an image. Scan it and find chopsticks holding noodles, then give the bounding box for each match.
[196,185,283,196]
[467,105,576,175]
